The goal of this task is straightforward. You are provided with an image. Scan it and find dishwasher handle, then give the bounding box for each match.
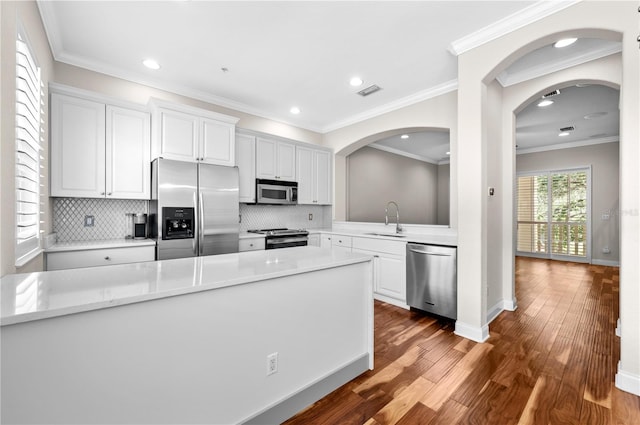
[408,247,453,256]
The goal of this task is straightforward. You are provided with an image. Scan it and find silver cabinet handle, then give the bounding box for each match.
[104,256,111,260]
[107,192,112,196]
[100,192,105,195]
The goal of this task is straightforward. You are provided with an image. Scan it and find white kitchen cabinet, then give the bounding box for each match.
[256,137,296,181]
[239,237,265,252]
[352,236,407,307]
[236,132,256,203]
[151,100,238,167]
[50,93,150,199]
[308,234,320,247]
[320,234,333,248]
[332,235,352,253]
[46,246,155,271]
[296,146,332,205]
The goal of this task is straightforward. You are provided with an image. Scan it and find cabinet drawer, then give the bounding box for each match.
[332,235,352,249]
[46,246,155,271]
[239,238,265,252]
[352,237,406,256]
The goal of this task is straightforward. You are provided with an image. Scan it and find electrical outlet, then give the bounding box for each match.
[308,213,313,221]
[603,246,611,254]
[267,352,278,376]
[84,215,95,227]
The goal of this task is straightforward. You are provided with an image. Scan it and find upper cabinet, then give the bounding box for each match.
[256,137,296,181]
[235,132,256,203]
[296,146,332,205]
[50,92,150,199]
[150,99,239,167]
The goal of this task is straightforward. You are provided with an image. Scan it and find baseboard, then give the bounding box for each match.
[591,259,620,267]
[373,293,410,310]
[616,318,621,337]
[615,361,640,396]
[454,320,490,343]
[487,298,518,324]
[242,354,370,424]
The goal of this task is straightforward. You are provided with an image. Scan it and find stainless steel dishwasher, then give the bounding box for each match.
[406,243,457,319]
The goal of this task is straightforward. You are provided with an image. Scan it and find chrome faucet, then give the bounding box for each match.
[385,201,402,233]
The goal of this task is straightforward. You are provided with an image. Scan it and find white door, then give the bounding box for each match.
[376,253,406,301]
[158,109,198,161]
[201,118,235,166]
[106,106,150,199]
[50,94,106,197]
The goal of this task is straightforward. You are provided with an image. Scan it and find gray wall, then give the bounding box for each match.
[347,146,446,225]
[516,142,620,264]
[437,163,450,225]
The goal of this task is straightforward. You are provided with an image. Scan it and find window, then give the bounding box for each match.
[517,168,590,262]
[15,26,44,266]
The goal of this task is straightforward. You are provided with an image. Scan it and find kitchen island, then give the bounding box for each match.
[1,247,374,424]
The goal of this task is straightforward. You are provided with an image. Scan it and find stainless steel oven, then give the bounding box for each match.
[247,228,308,249]
[256,179,298,205]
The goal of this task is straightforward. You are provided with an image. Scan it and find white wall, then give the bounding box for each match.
[517,142,620,265]
[456,1,639,394]
[346,146,439,224]
[323,90,458,227]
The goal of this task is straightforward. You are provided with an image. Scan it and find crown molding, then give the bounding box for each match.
[516,135,618,155]
[37,1,63,60]
[448,0,581,56]
[496,43,621,87]
[321,79,458,134]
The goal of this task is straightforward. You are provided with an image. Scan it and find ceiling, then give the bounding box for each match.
[37,1,620,160]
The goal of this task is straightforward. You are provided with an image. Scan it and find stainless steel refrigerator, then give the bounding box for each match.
[150,158,240,260]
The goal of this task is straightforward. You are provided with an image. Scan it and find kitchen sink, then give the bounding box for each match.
[364,232,407,238]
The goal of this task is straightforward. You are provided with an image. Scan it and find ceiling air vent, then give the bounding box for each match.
[560,126,575,132]
[542,89,561,98]
[357,85,382,97]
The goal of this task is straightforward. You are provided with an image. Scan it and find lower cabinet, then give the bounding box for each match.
[239,238,266,252]
[46,246,155,271]
[308,234,320,247]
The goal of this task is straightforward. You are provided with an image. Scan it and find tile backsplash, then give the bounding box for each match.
[53,198,331,242]
[53,198,148,242]
[239,204,332,231]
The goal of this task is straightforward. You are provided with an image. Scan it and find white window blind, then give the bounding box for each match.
[15,29,43,265]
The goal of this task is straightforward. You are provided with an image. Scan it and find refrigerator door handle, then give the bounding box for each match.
[198,191,204,256]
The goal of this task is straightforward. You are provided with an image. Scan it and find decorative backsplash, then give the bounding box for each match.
[240,204,332,231]
[53,198,148,242]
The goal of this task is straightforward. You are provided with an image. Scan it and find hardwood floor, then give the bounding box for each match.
[283,257,640,425]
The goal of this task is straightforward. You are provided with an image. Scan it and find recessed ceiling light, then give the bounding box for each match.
[537,99,554,107]
[554,38,577,48]
[558,132,570,137]
[400,134,409,139]
[584,112,607,120]
[142,59,160,70]
[290,106,300,115]
[350,77,364,87]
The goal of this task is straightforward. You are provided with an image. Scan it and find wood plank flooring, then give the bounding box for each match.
[283,257,640,425]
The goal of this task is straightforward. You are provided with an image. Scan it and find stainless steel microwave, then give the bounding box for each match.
[256,179,298,205]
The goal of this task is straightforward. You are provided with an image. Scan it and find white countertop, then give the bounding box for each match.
[318,228,457,246]
[45,238,156,252]
[1,247,372,326]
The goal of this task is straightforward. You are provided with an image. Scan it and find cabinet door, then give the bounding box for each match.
[377,253,406,301]
[236,133,256,203]
[314,150,332,205]
[256,137,278,179]
[106,106,150,199]
[158,109,199,161]
[320,234,333,248]
[50,94,106,197]
[277,141,296,181]
[296,146,314,204]
[308,234,321,247]
[201,118,235,166]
